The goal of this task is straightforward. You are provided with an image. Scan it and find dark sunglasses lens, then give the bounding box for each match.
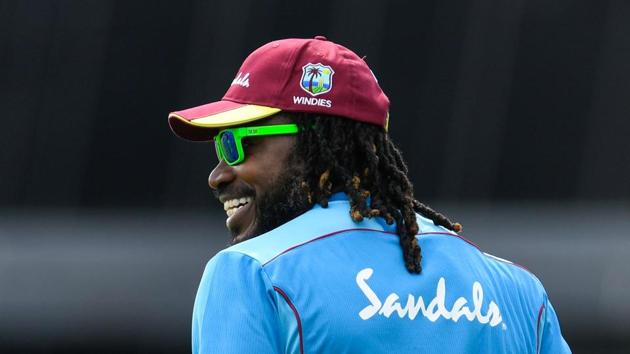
[220,131,239,163]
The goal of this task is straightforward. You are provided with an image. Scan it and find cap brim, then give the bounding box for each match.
[168,100,281,141]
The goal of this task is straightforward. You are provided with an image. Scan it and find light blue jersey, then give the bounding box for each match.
[192,193,570,353]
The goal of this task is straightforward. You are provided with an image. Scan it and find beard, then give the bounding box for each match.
[246,162,313,240]
[250,168,312,237]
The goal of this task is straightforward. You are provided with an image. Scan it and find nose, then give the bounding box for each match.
[208,160,237,190]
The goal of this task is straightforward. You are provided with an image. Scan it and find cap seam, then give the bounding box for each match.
[349,56,358,116]
[276,41,303,109]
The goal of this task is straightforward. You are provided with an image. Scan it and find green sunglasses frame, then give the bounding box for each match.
[213,124,299,166]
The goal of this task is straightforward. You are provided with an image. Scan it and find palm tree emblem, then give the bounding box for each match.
[306,66,322,94]
[300,63,335,96]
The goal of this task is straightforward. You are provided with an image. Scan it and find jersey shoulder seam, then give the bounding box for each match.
[262,227,396,267]
[216,249,277,289]
[420,231,544,285]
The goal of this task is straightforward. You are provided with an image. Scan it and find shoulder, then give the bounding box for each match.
[223,197,396,265]
[416,212,458,235]
[415,213,547,295]
[198,250,272,293]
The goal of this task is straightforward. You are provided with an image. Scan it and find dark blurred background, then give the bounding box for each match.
[1,0,629,353]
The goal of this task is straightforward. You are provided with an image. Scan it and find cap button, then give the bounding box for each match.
[314,35,328,41]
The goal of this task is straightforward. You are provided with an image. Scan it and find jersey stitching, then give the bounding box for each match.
[262,229,461,266]
[536,303,545,354]
[485,252,535,275]
[262,228,388,266]
[414,232,537,276]
[260,228,537,278]
[274,286,304,354]
[216,251,293,351]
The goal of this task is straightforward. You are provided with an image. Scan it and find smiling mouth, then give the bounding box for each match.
[223,197,253,218]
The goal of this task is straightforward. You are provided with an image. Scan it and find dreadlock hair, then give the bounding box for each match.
[289,112,462,274]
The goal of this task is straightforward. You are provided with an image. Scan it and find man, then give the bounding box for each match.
[168,36,571,353]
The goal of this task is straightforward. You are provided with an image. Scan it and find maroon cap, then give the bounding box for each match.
[168,36,390,141]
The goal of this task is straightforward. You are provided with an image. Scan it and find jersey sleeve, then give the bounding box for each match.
[538,294,571,354]
[192,251,281,354]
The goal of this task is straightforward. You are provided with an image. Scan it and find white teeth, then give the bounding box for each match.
[223,197,253,216]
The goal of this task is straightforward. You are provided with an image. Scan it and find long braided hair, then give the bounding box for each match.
[289,112,462,274]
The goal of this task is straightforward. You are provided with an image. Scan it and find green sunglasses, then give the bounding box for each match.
[213,124,299,166]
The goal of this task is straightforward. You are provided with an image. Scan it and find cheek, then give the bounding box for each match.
[264,135,296,174]
[235,135,295,190]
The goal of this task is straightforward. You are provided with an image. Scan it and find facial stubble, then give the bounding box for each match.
[231,159,312,243]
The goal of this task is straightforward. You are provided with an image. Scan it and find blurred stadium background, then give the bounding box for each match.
[1,0,629,353]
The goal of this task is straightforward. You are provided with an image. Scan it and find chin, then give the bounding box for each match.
[229,223,260,245]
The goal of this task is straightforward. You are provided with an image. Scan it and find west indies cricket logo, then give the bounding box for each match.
[300,63,334,96]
